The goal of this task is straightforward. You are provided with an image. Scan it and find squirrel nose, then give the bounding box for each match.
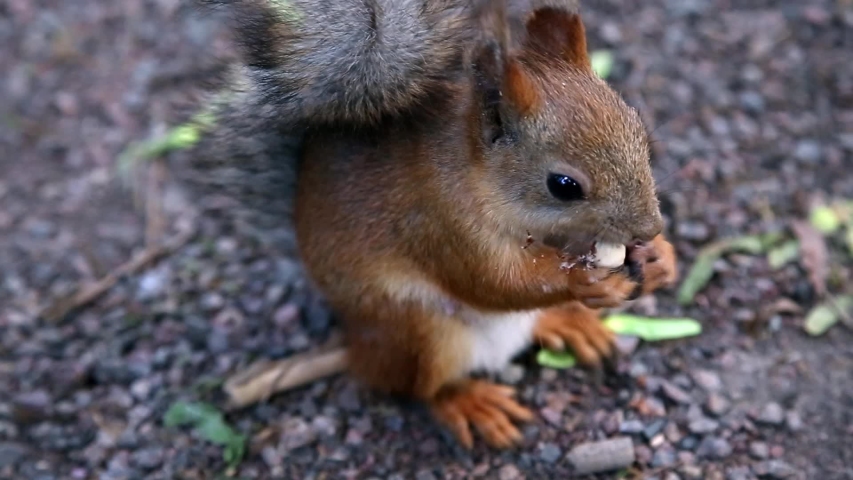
[632,211,664,242]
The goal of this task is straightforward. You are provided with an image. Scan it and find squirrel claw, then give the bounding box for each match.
[430,380,533,450]
[534,302,616,367]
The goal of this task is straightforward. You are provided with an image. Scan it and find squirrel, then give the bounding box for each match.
[179,0,680,449]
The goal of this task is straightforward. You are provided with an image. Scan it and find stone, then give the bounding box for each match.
[691,370,722,392]
[749,441,769,459]
[619,420,645,434]
[705,393,731,417]
[498,464,523,480]
[688,418,719,435]
[696,437,732,460]
[754,402,785,425]
[538,443,562,464]
[660,381,692,404]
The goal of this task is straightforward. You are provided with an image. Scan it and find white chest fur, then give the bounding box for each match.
[461,309,539,374]
[379,271,540,374]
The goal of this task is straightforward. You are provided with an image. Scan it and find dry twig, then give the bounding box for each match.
[42,226,195,322]
[224,334,348,410]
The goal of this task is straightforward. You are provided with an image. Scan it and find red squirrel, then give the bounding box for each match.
[180,0,679,449]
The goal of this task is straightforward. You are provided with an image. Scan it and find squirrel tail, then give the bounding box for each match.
[202,0,484,126]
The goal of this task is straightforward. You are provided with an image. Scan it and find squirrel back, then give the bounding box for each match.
[179,0,533,249]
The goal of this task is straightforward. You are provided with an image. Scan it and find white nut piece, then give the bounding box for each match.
[594,242,626,269]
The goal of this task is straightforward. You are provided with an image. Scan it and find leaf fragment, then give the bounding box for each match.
[163,401,245,469]
[767,240,799,270]
[603,314,702,341]
[677,234,765,305]
[536,349,577,369]
[809,205,841,234]
[590,50,615,79]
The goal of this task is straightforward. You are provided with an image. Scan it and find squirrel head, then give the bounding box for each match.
[468,1,662,255]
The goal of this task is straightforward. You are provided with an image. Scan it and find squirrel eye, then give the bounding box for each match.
[547,173,585,201]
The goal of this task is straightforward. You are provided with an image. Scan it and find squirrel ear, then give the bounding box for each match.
[470,0,542,142]
[524,6,590,70]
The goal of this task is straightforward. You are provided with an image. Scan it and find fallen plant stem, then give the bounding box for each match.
[42,226,196,322]
[223,334,348,410]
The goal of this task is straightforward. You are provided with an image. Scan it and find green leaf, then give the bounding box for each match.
[724,235,766,254]
[677,249,719,305]
[536,349,577,369]
[759,231,786,250]
[810,205,841,235]
[603,314,702,341]
[163,401,221,427]
[163,401,245,469]
[677,235,766,305]
[590,50,615,79]
[767,240,800,270]
[804,304,838,336]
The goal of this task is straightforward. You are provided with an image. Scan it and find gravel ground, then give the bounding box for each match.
[3,0,853,479]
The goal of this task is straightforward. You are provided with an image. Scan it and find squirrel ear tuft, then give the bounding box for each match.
[525,6,590,70]
[504,61,539,116]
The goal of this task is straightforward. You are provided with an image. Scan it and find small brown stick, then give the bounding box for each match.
[42,226,195,322]
[145,160,167,247]
[223,335,348,410]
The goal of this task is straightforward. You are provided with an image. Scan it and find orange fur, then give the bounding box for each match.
[294,3,676,449]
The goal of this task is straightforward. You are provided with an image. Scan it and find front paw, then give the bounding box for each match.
[628,234,678,295]
[534,302,615,366]
[566,265,639,309]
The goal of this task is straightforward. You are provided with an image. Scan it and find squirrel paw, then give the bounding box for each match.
[566,266,639,309]
[630,234,679,295]
[567,234,678,308]
[430,380,534,450]
[534,302,615,366]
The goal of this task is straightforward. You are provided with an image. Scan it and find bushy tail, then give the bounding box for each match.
[203,0,482,126]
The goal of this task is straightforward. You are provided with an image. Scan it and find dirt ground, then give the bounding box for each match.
[2,0,853,479]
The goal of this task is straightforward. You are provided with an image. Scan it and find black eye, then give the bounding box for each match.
[547,173,585,201]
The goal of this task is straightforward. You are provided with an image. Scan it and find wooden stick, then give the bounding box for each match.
[41,226,195,322]
[223,335,348,410]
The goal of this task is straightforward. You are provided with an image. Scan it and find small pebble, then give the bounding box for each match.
[619,419,645,434]
[726,466,752,480]
[661,381,692,404]
[130,447,164,471]
[691,370,722,392]
[749,441,769,459]
[651,446,678,468]
[754,460,799,479]
[696,437,732,460]
[705,393,731,417]
[643,419,667,441]
[794,140,821,164]
[680,465,704,479]
[634,445,652,465]
[688,418,719,435]
[538,443,562,464]
[785,411,803,432]
[498,464,523,480]
[679,435,699,451]
[0,442,29,468]
[754,402,785,425]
